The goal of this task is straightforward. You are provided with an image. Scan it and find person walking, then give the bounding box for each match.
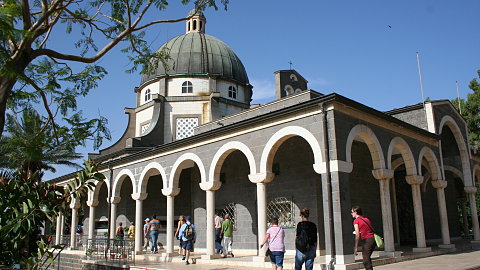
[178,216,196,265]
[351,206,376,270]
[221,214,234,258]
[214,211,223,254]
[260,217,285,270]
[147,215,161,254]
[128,222,135,239]
[175,215,186,256]
[115,222,124,239]
[143,218,150,251]
[295,208,317,270]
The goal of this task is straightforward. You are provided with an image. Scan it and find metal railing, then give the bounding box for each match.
[85,238,135,265]
[39,242,66,270]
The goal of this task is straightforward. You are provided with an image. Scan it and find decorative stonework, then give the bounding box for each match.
[176,117,198,140]
[372,169,394,180]
[464,186,478,194]
[431,180,448,189]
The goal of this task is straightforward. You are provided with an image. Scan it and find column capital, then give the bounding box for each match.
[131,192,148,200]
[431,180,448,189]
[313,162,327,174]
[248,172,275,183]
[464,186,477,194]
[372,169,394,180]
[199,180,221,191]
[162,187,180,197]
[70,199,81,209]
[108,196,121,204]
[406,175,424,185]
[87,200,99,207]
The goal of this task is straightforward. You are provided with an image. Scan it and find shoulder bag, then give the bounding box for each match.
[358,217,384,248]
[265,226,282,257]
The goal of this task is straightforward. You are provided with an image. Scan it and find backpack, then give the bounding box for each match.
[76,225,83,234]
[295,223,310,252]
[184,224,194,239]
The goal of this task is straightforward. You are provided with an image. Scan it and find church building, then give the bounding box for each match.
[52,10,480,269]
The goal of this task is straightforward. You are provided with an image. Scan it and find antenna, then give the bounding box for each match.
[288,60,293,70]
[456,80,462,114]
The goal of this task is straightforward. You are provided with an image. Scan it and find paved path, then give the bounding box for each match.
[131,249,480,270]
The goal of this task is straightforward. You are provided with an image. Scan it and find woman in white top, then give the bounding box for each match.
[260,217,285,270]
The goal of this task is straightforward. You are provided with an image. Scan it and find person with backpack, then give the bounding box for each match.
[351,206,375,270]
[147,215,161,254]
[179,216,196,265]
[295,208,317,270]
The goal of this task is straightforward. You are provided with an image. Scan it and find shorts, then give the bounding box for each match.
[181,239,194,251]
[269,251,285,267]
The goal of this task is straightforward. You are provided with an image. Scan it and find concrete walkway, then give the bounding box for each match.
[130,249,480,270]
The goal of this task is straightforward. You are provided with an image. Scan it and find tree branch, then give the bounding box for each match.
[20,0,32,30]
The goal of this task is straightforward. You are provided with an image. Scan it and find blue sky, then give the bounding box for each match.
[45,0,480,179]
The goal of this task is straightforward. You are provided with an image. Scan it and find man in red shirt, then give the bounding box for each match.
[351,206,375,270]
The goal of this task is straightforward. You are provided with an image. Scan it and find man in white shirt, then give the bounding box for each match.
[214,211,223,254]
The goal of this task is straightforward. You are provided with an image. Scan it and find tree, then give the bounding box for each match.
[0,0,228,138]
[452,70,480,150]
[0,161,105,268]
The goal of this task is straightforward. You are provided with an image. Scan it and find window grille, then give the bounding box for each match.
[182,81,193,93]
[220,202,237,230]
[267,197,295,228]
[228,86,237,99]
[175,117,198,140]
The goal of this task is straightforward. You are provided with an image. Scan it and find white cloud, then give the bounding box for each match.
[250,79,276,104]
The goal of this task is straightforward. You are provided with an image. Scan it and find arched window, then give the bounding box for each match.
[144,88,151,102]
[228,86,237,99]
[193,20,197,31]
[182,81,193,93]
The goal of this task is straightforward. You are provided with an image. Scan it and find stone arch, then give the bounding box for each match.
[444,165,463,180]
[169,153,206,191]
[387,137,417,176]
[346,124,385,170]
[418,146,442,182]
[112,169,136,198]
[439,115,473,186]
[259,126,324,175]
[138,162,168,194]
[472,164,480,185]
[207,141,256,190]
[90,180,110,204]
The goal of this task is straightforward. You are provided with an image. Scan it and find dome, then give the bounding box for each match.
[141,32,249,85]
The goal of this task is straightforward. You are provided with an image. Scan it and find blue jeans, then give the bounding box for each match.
[150,230,159,252]
[295,245,316,270]
[269,251,285,267]
[215,229,223,253]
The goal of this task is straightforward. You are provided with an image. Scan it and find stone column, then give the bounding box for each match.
[460,199,470,237]
[87,200,99,240]
[161,187,179,259]
[206,190,215,256]
[405,175,431,252]
[70,199,81,250]
[60,214,65,243]
[109,197,121,239]
[465,187,480,242]
[372,169,400,257]
[166,195,175,255]
[132,193,148,254]
[249,172,274,262]
[55,212,63,245]
[432,180,454,248]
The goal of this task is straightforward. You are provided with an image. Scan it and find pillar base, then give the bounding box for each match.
[159,252,178,259]
[438,244,455,249]
[252,255,269,262]
[412,247,432,253]
[379,251,402,257]
[201,254,222,260]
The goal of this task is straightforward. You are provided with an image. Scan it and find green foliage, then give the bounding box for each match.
[452,70,480,149]
[0,161,105,268]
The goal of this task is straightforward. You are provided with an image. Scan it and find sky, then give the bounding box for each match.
[44,0,480,179]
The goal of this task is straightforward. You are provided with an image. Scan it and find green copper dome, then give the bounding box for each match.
[141,32,249,85]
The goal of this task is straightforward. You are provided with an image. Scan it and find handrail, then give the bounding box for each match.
[39,243,66,270]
